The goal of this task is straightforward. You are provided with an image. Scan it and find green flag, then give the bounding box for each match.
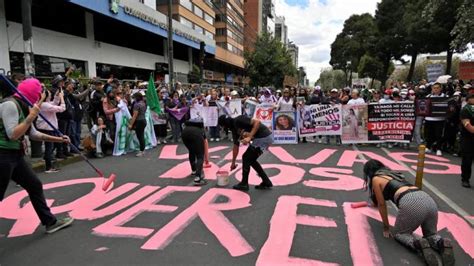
[146,74,162,114]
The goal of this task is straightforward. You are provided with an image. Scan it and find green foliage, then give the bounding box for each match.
[244,32,297,87]
[450,0,474,50]
[357,54,385,81]
[329,13,378,72]
[316,69,346,91]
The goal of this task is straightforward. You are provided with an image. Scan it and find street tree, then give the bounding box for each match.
[316,69,346,90]
[450,0,474,51]
[357,54,384,88]
[244,32,296,88]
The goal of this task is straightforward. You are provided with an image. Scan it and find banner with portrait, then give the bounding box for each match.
[273,111,298,144]
[217,99,242,118]
[253,103,274,130]
[297,104,342,137]
[341,104,369,144]
[367,102,415,143]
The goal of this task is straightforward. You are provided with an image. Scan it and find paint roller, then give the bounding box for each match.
[350,201,370,208]
[0,74,116,191]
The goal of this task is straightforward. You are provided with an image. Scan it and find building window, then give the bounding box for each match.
[194,24,204,35]
[193,5,204,18]
[204,13,214,25]
[139,0,144,3]
[204,30,214,39]
[180,16,193,28]
[180,0,192,11]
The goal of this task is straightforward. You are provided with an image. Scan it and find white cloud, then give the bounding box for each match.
[275,0,380,84]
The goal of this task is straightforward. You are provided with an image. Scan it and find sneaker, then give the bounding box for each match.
[162,139,167,144]
[425,148,432,154]
[157,140,161,145]
[388,144,393,149]
[136,151,145,157]
[96,153,104,158]
[45,168,59,174]
[436,150,442,156]
[437,238,455,266]
[232,183,249,191]
[191,171,197,176]
[376,143,382,148]
[193,177,208,186]
[414,239,440,266]
[255,181,273,190]
[216,138,220,142]
[461,181,471,188]
[210,138,215,142]
[45,217,74,234]
[318,138,322,144]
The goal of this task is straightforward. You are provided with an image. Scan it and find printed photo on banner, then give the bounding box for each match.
[367,102,415,143]
[190,105,204,120]
[217,99,242,118]
[273,111,297,144]
[254,103,274,130]
[190,106,218,127]
[297,104,342,137]
[244,99,258,117]
[341,104,368,144]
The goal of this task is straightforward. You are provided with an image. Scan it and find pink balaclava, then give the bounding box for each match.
[15,78,42,104]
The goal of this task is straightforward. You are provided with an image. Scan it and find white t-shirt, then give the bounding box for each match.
[347,97,365,105]
[276,97,294,111]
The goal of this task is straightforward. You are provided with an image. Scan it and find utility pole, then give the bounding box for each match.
[167,0,174,89]
[21,0,35,77]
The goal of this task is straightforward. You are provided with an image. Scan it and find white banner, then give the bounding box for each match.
[253,103,274,130]
[190,106,218,127]
[217,99,242,118]
[297,104,342,137]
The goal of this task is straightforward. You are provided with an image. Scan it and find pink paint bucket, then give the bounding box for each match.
[216,171,230,187]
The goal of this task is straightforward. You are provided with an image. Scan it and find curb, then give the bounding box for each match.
[30,155,83,173]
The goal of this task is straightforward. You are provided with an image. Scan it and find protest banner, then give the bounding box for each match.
[426,64,444,82]
[415,97,450,117]
[244,99,258,118]
[190,105,205,120]
[203,106,218,127]
[367,102,415,143]
[341,104,368,144]
[273,111,297,144]
[297,104,342,137]
[217,99,242,118]
[254,103,274,129]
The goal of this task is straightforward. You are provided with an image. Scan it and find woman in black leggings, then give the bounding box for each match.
[129,92,147,157]
[181,119,207,186]
[363,159,454,266]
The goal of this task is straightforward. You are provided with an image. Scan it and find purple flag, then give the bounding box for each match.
[168,107,189,120]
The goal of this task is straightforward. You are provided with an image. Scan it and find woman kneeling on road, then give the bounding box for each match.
[363,159,454,266]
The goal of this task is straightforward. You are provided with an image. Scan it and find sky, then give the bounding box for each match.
[274,0,380,84]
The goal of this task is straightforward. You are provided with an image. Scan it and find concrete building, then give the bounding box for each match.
[274,16,287,47]
[0,0,215,82]
[243,0,275,51]
[288,41,299,68]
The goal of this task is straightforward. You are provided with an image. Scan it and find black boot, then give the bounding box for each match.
[414,239,441,266]
[436,238,455,266]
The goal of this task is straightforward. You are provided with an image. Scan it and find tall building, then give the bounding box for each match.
[1,0,216,82]
[275,16,287,47]
[287,41,298,67]
[243,0,275,51]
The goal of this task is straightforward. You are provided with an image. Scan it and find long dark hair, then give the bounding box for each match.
[363,159,386,205]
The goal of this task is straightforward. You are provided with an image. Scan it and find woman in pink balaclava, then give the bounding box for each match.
[0,78,74,234]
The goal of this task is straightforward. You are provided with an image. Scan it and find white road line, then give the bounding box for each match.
[378,147,474,226]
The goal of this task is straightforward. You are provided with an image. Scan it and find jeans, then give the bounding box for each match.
[38,129,56,170]
[134,120,147,152]
[241,145,271,185]
[69,120,81,149]
[57,119,70,155]
[0,150,57,226]
[209,126,220,139]
[413,116,424,145]
[169,117,182,142]
[182,126,205,177]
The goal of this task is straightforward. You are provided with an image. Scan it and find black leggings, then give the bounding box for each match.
[182,126,205,177]
[241,145,270,185]
[0,151,57,226]
[424,120,445,151]
[134,120,147,152]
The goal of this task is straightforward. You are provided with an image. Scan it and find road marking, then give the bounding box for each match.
[378,147,474,226]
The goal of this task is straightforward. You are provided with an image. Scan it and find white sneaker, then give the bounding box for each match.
[318,138,322,144]
[388,144,393,149]
[436,150,442,156]
[425,148,432,153]
[136,151,145,157]
[157,140,161,145]
[162,139,167,144]
[216,138,220,142]
[45,168,59,174]
[210,138,215,142]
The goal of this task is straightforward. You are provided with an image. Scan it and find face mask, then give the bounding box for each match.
[384,95,390,100]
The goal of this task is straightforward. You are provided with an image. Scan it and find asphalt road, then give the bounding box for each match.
[0,141,473,265]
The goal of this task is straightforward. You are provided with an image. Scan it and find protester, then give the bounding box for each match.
[362,159,454,266]
[90,117,113,158]
[460,93,474,188]
[55,77,73,158]
[259,88,278,104]
[36,86,66,173]
[219,115,273,191]
[166,91,185,143]
[128,92,147,157]
[424,83,446,156]
[181,118,208,186]
[152,88,168,144]
[347,89,365,105]
[0,78,74,233]
[206,89,220,141]
[275,88,294,111]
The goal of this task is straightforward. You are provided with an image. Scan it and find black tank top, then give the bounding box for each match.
[376,170,412,203]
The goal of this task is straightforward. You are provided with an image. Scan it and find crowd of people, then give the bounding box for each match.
[1,73,473,188]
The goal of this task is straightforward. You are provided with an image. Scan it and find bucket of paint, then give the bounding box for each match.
[216,170,230,187]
